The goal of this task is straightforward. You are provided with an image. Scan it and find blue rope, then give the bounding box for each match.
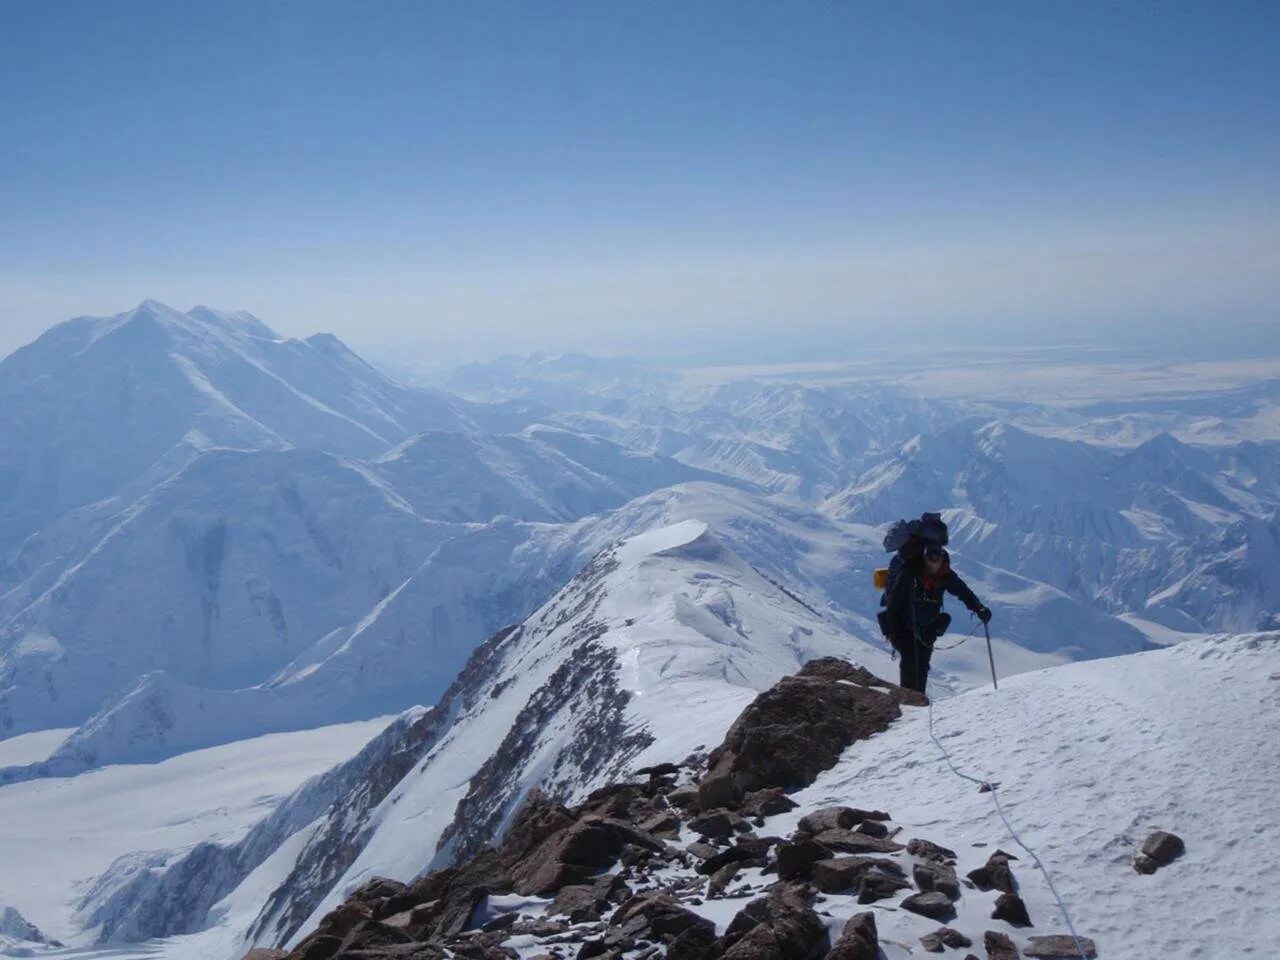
[927,697,1091,960]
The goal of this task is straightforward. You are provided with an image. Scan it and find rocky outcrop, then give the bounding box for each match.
[697,658,924,809]
[257,658,1098,960]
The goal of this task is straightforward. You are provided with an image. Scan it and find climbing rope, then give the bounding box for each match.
[926,696,1091,960]
[931,620,980,651]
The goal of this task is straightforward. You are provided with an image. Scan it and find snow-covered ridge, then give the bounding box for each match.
[266,630,1280,960]
[99,521,894,954]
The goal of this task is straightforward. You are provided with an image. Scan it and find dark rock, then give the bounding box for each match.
[825,911,877,960]
[499,790,577,863]
[967,852,1017,894]
[722,884,827,959]
[901,891,957,921]
[797,807,858,834]
[699,839,772,876]
[687,841,721,860]
[795,806,889,835]
[315,902,374,939]
[434,885,491,937]
[550,885,605,923]
[853,819,889,839]
[337,919,416,952]
[668,922,719,960]
[242,951,289,960]
[984,931,1020,960]
[991,893,1032,927]
[921,927,972,952]
[1134,831,1184,873]
[480,911,519,933]
[702,658,922,798]
[708,862,743,898]
[811,856,902,894]
[775,838,832,881]
[635,762,681,779]
[699,774,744,811]
[913,860,961,899]
[290,935,343,960]
[609,892,715,944]
[1024,935,1098,958]
[639,812,682,840]
[349,877,409,903]
[689,809,744,840]
[857,872,911,904]
[811,828,904,855]
[667,785,702,810]
[907,838,958,863]
[740,788,798,818]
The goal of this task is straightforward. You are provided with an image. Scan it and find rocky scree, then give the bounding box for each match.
[261,658,1101,960]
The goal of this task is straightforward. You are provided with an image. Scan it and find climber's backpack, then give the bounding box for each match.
[876,512,950,624]
[880,511,949,557]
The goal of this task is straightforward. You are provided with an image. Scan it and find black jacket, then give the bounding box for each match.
[883,551,984,640]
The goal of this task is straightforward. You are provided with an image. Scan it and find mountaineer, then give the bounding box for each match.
[877,514,992,695]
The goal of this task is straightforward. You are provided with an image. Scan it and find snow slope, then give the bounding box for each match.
[777,631,1280,957]
[0,715,392,947]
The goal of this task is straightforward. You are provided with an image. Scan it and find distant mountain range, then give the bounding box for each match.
[1,301,1279,955]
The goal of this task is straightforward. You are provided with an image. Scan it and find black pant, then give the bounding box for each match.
[893,632,934,693]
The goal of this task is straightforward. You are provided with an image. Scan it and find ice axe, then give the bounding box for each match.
[983,621,998,690]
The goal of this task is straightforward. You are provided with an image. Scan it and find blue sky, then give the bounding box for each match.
[1,0,1277,361]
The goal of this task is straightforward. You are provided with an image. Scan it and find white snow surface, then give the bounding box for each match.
[767,631,1280,958]
[0,716,392,947]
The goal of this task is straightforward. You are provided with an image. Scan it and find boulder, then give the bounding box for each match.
[920,927,972,953]
[796,806,888,835]
[348,877,409,903]
[797,807,858,834]
[984,931,1021,960]
[853,819,889,839]
[901,891,956,921]
[825,911,878,960]
[907,838,957,863]
[967,851,1017,894]
[289,935,342,960]
[856,873,911,903]
[722,885,827,959]
[811,856,901,893]
[699,774,744,811]
[776,837,833,881]
[667,784,702,810]
[639,811,682,840]
[703,658,922,797]
[708,861,743,898]
[699,835,776,875]
[1024,935,1099,958]
[550,884,605,922]
[609,892,715,943]
[991,892,1032,927]
[1134,830,1185,874]
[913,860,961,899]
[335,918,416,953]
[668,922,720,960]
[689,809,745,840]
[741,787,798,818]
[811,828,904,855]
